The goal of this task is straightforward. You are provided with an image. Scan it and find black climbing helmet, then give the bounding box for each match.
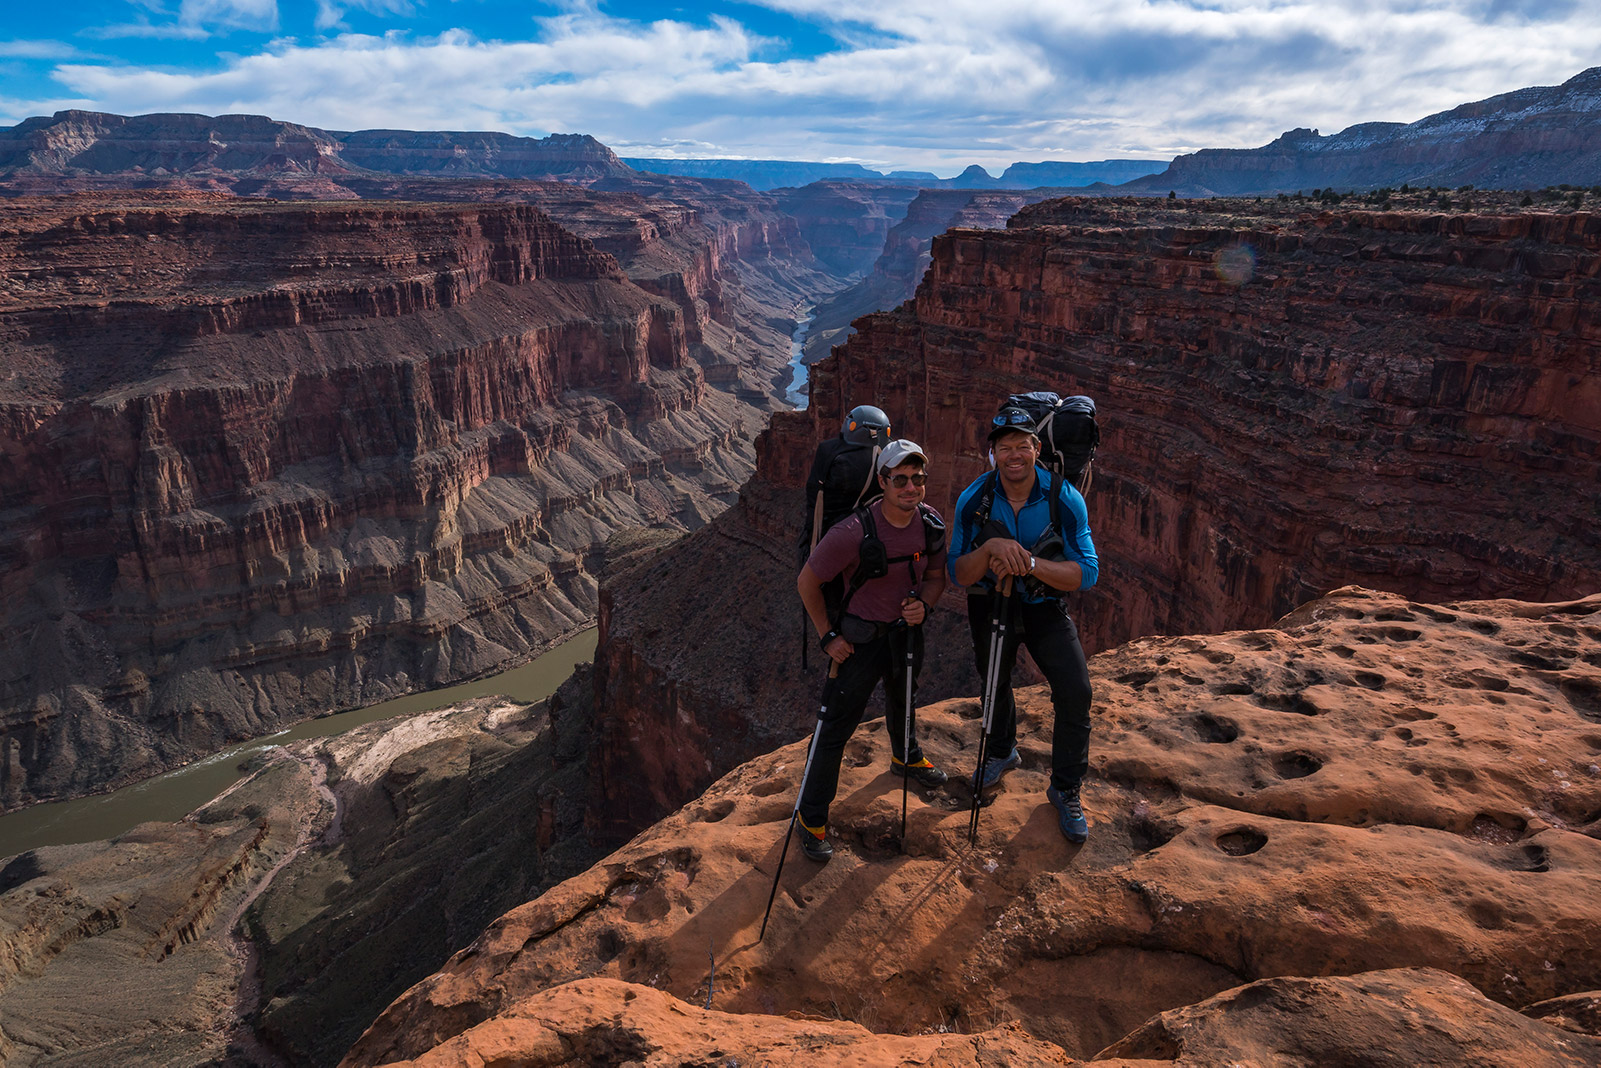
[842,405,891,447]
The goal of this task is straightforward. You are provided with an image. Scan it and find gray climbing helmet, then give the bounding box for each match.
[842,405,891,447]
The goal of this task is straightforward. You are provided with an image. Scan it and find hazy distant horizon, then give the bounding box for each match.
[2,1,1597,175]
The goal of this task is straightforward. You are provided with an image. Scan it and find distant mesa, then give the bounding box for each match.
[0,109,633,187]
[623,156,1167,191]
[620,158,939,190]
[1129,64,1601,195]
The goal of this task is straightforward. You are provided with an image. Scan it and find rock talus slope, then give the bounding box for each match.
[588,197,1601,838]
[345,587,1601,1067]
[0,190,831,808]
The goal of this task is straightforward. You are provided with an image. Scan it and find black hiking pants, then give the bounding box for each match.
[798,624,926,828]
[966,593,1093,793]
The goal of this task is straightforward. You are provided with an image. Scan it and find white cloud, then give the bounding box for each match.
[314,0,416,33]
[179,0,280,32]
[31,2,1601,173]
[0,41,96,60]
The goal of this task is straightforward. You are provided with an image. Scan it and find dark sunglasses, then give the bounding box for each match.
[884,472,928,487]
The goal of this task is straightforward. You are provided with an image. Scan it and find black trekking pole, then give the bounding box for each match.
[898,619,916,853]
[968,577,1013,844]
[759,662,835,942]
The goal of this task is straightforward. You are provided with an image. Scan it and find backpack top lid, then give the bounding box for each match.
[842,405,891,447]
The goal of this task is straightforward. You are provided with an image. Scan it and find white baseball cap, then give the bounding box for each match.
[878,439,929,472]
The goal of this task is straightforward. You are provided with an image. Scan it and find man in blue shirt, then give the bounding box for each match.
[948,406,1099,843]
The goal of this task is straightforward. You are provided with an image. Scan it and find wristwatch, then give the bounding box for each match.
[819,629,841,651]
[1028,555,1037,574]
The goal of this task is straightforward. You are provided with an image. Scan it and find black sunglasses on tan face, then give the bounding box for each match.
[884,473,928,488]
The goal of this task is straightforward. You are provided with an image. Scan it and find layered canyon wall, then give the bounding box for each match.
[770,182,922,277]
[803,187,1062,361]
[588,196,1601,837]
[0,189,835,808]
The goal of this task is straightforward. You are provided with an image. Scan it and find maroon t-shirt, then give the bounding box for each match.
[807,501,946,623]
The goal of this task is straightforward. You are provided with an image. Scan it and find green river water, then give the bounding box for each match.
[0,628,598,861]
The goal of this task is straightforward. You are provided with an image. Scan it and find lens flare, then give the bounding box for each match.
[1215,244,1256,286]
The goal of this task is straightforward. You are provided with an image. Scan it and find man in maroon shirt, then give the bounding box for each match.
[794,440,949,860]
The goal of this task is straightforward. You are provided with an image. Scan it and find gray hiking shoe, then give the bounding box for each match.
[1047,784,1089,843]
[980,747,1022,788]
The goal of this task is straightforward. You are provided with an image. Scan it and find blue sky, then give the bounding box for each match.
[2,1,1597,175]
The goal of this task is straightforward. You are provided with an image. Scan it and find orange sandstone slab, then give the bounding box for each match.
[344,588,1601,1065]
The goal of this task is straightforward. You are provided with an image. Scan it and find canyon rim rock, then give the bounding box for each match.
[0,189,836,809]
[344,587,1601,1067]
[587,195,1601,841]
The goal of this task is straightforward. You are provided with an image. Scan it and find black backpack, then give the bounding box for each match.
[800,437,882,561]
[1000,392,1099,494]
[799,436,882,666]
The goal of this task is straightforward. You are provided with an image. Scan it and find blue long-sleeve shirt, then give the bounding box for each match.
[948,467,1098,601]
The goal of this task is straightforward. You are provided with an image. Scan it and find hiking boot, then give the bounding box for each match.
[1046,784,1089,844]
[979,746,1022,788]
[891,756,949,788]
[796,819,833,861]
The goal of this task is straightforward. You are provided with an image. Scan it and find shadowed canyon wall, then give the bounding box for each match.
[588,196,1601,838]
[0,190,837,808]
[803,187,1062,361]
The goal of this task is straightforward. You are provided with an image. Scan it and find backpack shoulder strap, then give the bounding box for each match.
[918,502,946,557]
[1043,465,1065,538]
[850,445,881,511]
[960,471,998,535]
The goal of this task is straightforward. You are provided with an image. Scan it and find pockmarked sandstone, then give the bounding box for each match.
[587,196,1601,840]
[344,588,1601,1067]
[0,188,836,809]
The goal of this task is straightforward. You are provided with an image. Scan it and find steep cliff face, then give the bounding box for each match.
[769,181,922,277]
[1125,66,1601,195]
[587,196,1601,839]
[803,188,1059,361]
[0,191,828,808]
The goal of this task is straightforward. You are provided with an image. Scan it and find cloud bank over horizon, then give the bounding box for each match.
[2,1,1597,176]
